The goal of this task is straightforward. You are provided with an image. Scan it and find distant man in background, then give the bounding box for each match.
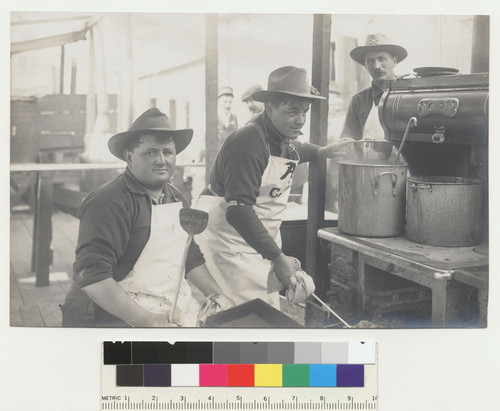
[218,86,239,149]
[341,33,407,140]
[241,84,265,116]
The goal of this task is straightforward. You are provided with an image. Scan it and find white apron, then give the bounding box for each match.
[195,128,299,308]
[362,101,385,140]
[118,200,200,326]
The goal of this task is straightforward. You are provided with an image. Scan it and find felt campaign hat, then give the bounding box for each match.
[108,108,193,161]
[218,86,234,98]
[252,66,326,102]
[241,84,263,102]
[350,33,407,65]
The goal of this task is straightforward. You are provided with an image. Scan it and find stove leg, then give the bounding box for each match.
[431,280,464,327]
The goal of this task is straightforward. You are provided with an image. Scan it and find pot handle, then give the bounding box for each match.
[409,182,433,193]
[373,172,398,197]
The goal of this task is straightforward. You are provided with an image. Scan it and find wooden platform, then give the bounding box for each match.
[10,209,79,327]
[9,208,307,328]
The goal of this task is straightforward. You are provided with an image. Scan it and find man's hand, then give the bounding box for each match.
[271,253,298,289]
[318,137,355,159]
[212,294,235,311]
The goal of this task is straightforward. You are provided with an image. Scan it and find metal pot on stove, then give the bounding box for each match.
[406,176,483,246]
[338,141,407,237]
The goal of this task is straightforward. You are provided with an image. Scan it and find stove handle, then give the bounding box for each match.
[431,126,446,143]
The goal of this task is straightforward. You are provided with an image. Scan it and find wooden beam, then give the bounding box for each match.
[205,14,219,184]
[12,29,88,54]
[306,14,331,297]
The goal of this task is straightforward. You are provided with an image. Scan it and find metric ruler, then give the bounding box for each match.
[101,365,377,410]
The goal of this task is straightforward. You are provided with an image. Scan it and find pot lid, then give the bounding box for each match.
[413,67,460,77]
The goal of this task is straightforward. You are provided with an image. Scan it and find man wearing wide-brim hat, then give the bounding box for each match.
[341,33,408,140]
[61,108,233,328]
[193,66,353,310]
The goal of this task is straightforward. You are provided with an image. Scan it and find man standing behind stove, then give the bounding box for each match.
[341,33,408,140]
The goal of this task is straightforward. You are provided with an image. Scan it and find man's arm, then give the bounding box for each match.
[82,278,176,327]
[74,190,172,326]
[185,263,234,309]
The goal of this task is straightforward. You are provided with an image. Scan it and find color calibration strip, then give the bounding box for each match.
[104,342,375,388]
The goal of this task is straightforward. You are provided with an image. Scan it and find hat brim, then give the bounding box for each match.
[350,44,408,65]
[108,128,193,161]
[252,90,326,103]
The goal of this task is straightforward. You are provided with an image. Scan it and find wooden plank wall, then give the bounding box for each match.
[10,94,118,163]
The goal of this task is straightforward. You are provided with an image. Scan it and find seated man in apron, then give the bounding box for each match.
[193,66,353,309]
[340,33,408,140]
[61,108,233,327]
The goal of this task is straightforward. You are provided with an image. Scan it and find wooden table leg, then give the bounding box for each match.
[431,280,447,327]
[478,289,488,327]
[31,171,54,287]
[431,279,465,327]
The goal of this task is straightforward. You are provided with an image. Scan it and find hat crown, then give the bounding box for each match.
[218,86,234,98]
[128,108,174,132]
[267,66,310,95]
[365,32,392,47]
[241,84,263,101]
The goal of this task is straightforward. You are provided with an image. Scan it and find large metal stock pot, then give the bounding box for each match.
[406,176,483,246]
[338,141,407,237]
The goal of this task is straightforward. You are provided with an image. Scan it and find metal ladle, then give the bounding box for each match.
[393,117,418,165]
[169,208,209,324]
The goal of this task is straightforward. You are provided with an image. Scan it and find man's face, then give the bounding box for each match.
[124,134,176,190]
[219,95,234,113]
[364,51,397,83]
[267,98,311,140]
[245,98,264,114]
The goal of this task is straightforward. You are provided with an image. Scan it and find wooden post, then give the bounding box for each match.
[205,14,219,184]
[70,58,77,95]
[31,172,54,286]
[471,15,489,73]
[59,45,65,94]
[85,28,96,137]
[306,14,331,297]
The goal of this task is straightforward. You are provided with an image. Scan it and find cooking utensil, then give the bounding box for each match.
[311,293,352,328]
[393,116,417,165]
[338,160,407,237]
[169,208,209,323]
[406,176,483,246]
[413,66,459,77]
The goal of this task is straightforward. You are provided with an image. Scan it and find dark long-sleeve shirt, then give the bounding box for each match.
[73,167,204,288]
[205,111,320,260]
[340,83,385,140]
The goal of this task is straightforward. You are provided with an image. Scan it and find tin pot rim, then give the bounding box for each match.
[338,159,407,167]
[408,175,483,185]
